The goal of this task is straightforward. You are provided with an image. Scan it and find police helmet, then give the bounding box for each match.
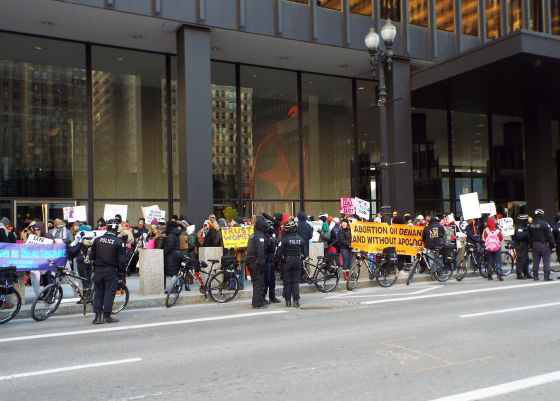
[431,216,440,223]
[284,220,297,233]
[535,209,545,216]
[517,214,529,221]
[106,219,119,234]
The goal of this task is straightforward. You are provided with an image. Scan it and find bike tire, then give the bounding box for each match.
[376,262,399,288]
[406,260,418,286]
[0,287,22,324]
[455,260,467,281]
[165,276,184,308]
[499,252,514,277]
[432,257,451,283]
[112,284,130,314]
[31,284,63,322]
[209,271,240,303]
[346,265,360,291]
[314,264,339,293]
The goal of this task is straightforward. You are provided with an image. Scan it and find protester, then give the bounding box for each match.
[48,219,73,244]
[296,212,313,257]
[339,219,353,278]
[163,222,183,292]
[482,217,504,281]
[0,217,16,243]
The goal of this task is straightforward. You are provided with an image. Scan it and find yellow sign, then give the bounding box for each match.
[350,221,424,256]
[221,226,254,249]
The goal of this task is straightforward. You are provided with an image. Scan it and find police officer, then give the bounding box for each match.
[512,215,531,280]
[90,219,126,324]
[528,209,555,281]
[422,216,447,273]
[247,216,269,309]
[262,217,280,304]
[277,220,305,308]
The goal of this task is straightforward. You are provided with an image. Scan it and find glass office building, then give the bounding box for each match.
[1,0,559,225]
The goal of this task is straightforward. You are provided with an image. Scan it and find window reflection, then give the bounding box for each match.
[530,0,544,31]
[553,0,560,34]
[356,81,379,204]
[486,0,501,39]
[462,0,479,35]
[381,0,401,21]
[437,0,455,31]
[350,0,373,15]
[509,0,522,31]
[318,0,342,11]
[492,115,525,202]
[410,0,429,26]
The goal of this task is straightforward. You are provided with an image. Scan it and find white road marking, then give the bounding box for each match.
[326,285,440,300]
[0,358,142,381]
[425,370,560,401]
[460,301,560,318]
[361,280,560,305]
[0,311,287,344]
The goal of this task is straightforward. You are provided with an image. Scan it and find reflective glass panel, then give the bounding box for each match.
[437,0,455,31]
[509,0,523,31]
[486,0,501,39]
[318,0,342,11]
[410,0,429,26]
[553,0,560,34]
[492,115,525,202]
[530,0,544,31]
[381,0,401,20]
[350,0,373,15]
[356,81,379,202]
[462,0,479,35]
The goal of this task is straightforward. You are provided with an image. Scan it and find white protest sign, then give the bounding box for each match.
[309,221,323,242]
[354,197,371,220]
[26,234,54,245]
[64,206,87,222]
[104,204,128,222]
[142,205,163,222]
[480,202,497,216]
[459,192,481,220]
[186,225,196,235]
[498,217,515,236]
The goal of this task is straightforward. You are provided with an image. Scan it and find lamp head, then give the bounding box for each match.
[380,19,397,48]
[364,28,380,52]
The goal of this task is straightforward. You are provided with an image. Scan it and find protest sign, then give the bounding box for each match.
[340,198,355,215]
[104,204,128,222]
[0,242,67,271]
[354,197,371,220]
[63,205,87,223]
[142,205,163,222]
[350,221,424,256]
[26,234,54,245]
[221,226,254,249]
[460,193,481,220]
[480,202,497,216]
[186,225,196,235]
[498,217,515,236]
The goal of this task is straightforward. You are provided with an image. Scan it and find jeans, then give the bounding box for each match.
[340,248,352,269]
[486,251,502,276]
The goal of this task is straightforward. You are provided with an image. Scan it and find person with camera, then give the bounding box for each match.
[90,220,127,325]
[276,220,305,308]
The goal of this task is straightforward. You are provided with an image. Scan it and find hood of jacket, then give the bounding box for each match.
[487,217,497,230]
[255,216,268,234]
[297,212,308,222]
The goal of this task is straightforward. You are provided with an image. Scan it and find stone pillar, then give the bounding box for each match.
[524,103,558,215]
[309,241,324,276]
[138,249,164,295]
[176,26,213,226]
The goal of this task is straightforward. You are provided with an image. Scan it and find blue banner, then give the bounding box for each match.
[0,243,67,271]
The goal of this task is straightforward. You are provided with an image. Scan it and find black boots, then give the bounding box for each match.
[293,300,300,308]
[92,314,103,325]
[103,314,119,324]
[270,298,281,304]
[285,299,291,308]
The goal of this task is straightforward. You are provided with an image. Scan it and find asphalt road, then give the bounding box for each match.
[3,276,560,401]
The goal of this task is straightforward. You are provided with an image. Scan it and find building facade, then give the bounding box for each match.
[0,0,559,226]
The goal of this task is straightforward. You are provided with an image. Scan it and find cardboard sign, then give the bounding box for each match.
[340,198,355,215]
[480,202,497,216]
[354,197,371,220]
[460,193,482,220]
[350,221,424,256]
[142,205,163,222]
[63,206,87,223]
[26,234,54,245]
[103,204,128,222]
[186,225,196,235]
[0,243,67,271]
[221,226,254,249]
[498,217,515,236]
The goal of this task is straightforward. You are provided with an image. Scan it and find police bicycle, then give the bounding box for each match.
[301,255,340,293]
[0,266,21,324]
[31,262,129,322]
[165,255,240,307]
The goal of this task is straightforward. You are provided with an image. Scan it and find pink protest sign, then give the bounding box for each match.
[340,198,355,215]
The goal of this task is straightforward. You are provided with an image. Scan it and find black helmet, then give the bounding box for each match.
[535,209,545,216]
[284,220,297,233]
[107,219,119,234]
[431,216,440,223]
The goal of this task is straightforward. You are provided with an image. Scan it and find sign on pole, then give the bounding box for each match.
[480,202,497,216]
[64,206,87,223]
[354,197,371,220]
[459,192,482,220]
[142,205,163,222]
[340,198,355,215]
[498,217,515,236]
[103,204,128,222]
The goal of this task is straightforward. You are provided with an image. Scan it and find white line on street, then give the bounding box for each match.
[0,311,287,344]
[425,370,560,401]
[460,301,560,318]
[0,358,142,381]
[361,280,560,305]
[326,285,440,300]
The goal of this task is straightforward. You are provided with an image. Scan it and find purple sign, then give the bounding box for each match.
[0,243,67,271]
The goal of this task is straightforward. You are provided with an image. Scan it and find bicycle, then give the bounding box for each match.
[302,255,340,293]
[165,256,240,307]
[499,242,515,277]
[31,264,129,321]
[353,250,399,289]
[459,242,489,278]
[407,247,461,285]
[0,266,21,324]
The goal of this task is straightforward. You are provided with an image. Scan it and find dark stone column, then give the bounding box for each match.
[177,26,213,225]
[387,58,414,214]
[524,103,557,216]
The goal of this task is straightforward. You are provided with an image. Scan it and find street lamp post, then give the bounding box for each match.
[365,20,397,222]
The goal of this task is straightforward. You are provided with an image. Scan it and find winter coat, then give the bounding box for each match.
[296,212,313,257]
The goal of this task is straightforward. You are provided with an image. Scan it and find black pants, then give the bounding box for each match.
[263,260,276,301]
[283,258,301,303]
[515,244,530,278]
[533,242,551,280]
[251,264,265,307]
[93,268,117,316]
[78,262,92,290]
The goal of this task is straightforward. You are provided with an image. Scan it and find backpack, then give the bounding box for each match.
[484,229,501,252]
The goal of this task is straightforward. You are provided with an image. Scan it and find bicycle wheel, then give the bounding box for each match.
[346,264,360,291]
[31,284,63,322]
[112,284,129,314]
[406,260,419,286]
[209,271,240,303]
[471,253,489,278]
[0,287,22,324]
[455,260,467,281]
[314,264,339,293]
[165,276,184,308]
[499,252,514,277]
[432,257,451,283]
[376,262,399,288]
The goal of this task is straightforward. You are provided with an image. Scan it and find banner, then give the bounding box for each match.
[354,197,371,220]
[26,234,54,245]
[221,226,254,249]
[104,204,128,222]
[142,205,163,222]
[0,243,67,271]
[350,221,424,256]
[63,205,87,223]
[340,198,355,215]
[460,192,481,220]
[480,202,497,216]
[498,217,515,236]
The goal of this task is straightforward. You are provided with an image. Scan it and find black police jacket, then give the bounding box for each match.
[247,216,269,267]
[512,224,529,246]
[278,232,305,259]
[528,217,555,246]
[90,232,126,270]
[422,223,446,249]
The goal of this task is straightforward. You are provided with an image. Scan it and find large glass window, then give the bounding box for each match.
[462,0,479,35]
[0,33,88,198]
[410,0,429,26]
[509,0,523,31]
[239,66,299,201]
[92,47,167,199]
[553,0,560,34]
[211,62,238,201]
[356,81,379,206]
[492,115,525,202]
[437,0,455,31]
[351,0,373,15]
[530,0,544,31]
[487,0,501,39]
[382,0,401,20]
[318,0,342,11]
[303,74,353,201]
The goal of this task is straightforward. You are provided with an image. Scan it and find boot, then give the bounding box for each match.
[103,314,119,324]
[293,300,300,308]
[92,313,103,325]
[487,270,493,280]
[270,297,281,304]
[285,299,291,308]
[498,274,504,281]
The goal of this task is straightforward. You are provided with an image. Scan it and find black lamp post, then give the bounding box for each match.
[364,20,397,222]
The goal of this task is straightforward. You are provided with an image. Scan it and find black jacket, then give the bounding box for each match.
[0,230,16,243]
[422,222,446,249]
[277,232,305,259]
[296,212,313,257]
[247,216,269,267]
[338,227,352,250]
[512,221,529,247]
[528,217,555,247]
[203,227,222,247]
[164,227,182,276]
[465,222,482,244]
[90,232,126,271]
